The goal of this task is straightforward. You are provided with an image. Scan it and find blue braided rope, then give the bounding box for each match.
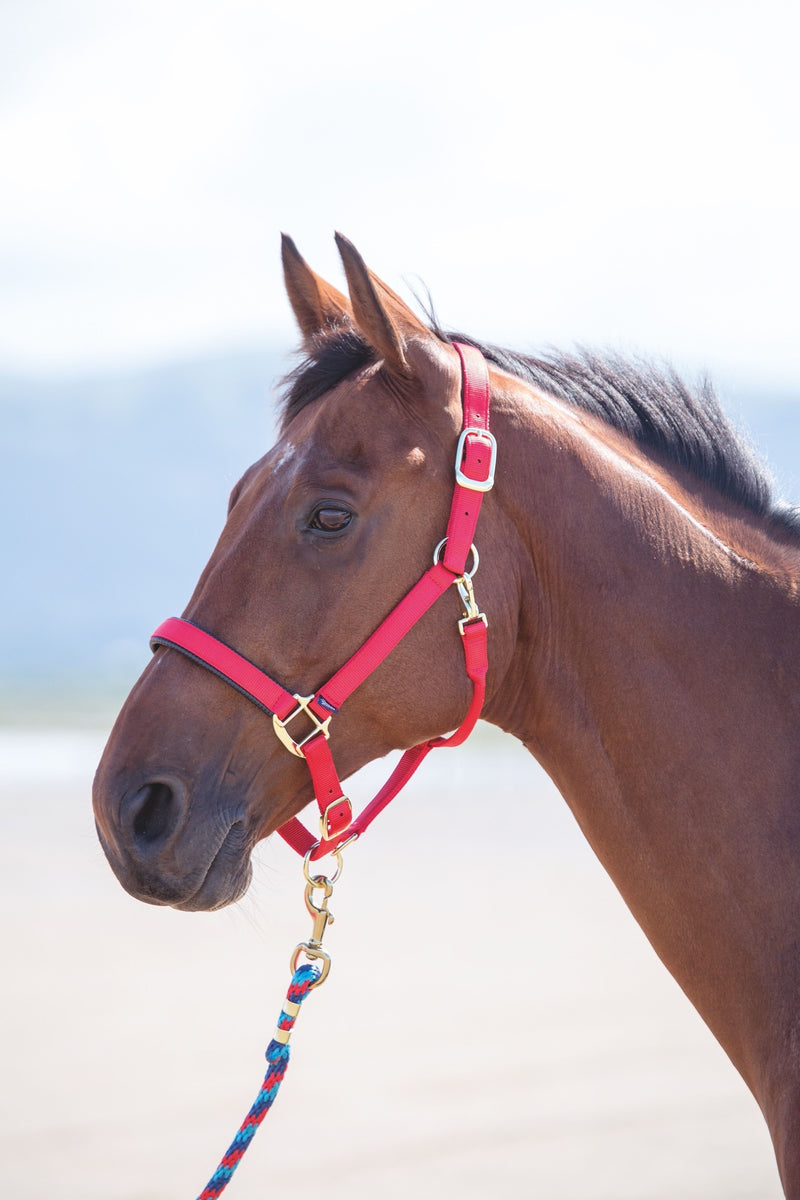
[196,963,320,1200]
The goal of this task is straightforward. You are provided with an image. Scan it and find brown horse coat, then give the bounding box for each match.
[94,236,800,1194]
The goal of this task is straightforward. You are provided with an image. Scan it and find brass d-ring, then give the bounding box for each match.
[303,846,344,887]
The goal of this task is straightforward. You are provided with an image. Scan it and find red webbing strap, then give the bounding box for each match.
[430,616,489,748]
[312,561,453,713]
[280,614,489,859]
[281,342,492,850]
[278,816,320,857]
[300,734,352,840]
[150,617,356,844]
[309,342,490,716]
[443,343,492,573]
[351,615,489,824]
[455,341,490,434]
[149,342,493,860]
[150,617,297,721]
[285,575,479,852]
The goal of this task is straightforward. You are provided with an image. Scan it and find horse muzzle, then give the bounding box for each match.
[93,770,252,911]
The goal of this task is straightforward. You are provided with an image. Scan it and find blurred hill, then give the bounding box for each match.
[1,346,284,714]
[1,349,798,719]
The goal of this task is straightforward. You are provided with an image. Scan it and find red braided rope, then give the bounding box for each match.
[196,963,320,1199]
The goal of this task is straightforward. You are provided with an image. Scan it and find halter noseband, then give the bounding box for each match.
[150,343,495,861]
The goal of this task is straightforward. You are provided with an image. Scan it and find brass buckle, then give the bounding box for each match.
[272,694,332,757]
[319,797,352,843]
[455,427,497,492]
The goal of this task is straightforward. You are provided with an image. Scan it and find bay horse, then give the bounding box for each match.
[93,234,800,1194]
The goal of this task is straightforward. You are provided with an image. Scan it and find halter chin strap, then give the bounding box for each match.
[150,342,495,860]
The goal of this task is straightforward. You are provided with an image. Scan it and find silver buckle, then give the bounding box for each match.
[454,427,497,492]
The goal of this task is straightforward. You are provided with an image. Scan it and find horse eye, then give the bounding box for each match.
[309,506,352,533]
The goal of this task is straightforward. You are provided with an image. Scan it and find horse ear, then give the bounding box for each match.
[335,233,432,378]
[281,234,351,342]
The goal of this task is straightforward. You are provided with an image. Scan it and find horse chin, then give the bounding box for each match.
[171,829,254,912]
[172,854,253,913]
[97,815,254,913]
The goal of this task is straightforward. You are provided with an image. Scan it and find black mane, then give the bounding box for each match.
[281,326,800,539]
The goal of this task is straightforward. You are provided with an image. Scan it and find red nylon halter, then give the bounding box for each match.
[150,342,495,860]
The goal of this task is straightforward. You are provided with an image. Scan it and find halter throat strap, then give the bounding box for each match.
[150,342,494,860]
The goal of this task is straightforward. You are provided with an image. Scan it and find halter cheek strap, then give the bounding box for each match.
[150,342,495,861]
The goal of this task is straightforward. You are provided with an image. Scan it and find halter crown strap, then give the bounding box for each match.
[150,342,494,860]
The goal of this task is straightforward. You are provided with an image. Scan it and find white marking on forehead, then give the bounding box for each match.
[271,441,304,482]
[272,441,298,474]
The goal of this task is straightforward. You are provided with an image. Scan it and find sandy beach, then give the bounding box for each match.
[0,724,784,1199]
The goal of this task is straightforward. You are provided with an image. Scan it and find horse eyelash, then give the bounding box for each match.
[307,505,354,534]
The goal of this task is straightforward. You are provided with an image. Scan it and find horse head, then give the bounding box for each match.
[92,235,516,911]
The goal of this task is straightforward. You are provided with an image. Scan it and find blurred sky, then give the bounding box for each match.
[1,0,798,386]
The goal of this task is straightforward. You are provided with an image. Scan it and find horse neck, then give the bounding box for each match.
[484,377,800,783]
[481,376,800,1094]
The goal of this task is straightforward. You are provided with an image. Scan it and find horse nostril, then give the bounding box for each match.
[130,782,181,845]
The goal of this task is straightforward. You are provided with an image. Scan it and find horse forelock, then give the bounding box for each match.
[280,327,376,429]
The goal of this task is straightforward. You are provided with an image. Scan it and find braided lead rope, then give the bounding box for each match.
[196,963,321,1200]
